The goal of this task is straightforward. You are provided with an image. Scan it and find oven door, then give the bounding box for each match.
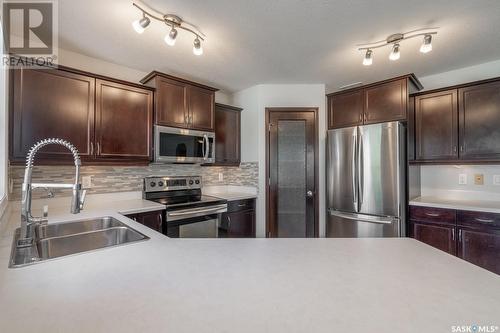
[165,204,227,238]
[155,125,215,164]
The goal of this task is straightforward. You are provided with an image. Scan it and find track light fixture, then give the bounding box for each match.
[389,43,400,61]
[363,49,373,66]
[357,28,437,65]
[132,2,206,56]
[132,14,150,34]
[420,34,433,53]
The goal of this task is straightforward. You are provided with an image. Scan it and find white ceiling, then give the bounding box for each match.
[58,0,500,93]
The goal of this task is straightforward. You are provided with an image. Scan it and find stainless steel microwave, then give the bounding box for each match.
[154,125,215,164]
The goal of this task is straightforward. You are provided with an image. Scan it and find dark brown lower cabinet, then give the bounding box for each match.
[125,210,163,233]
[219,199,256,238]
[410,221,456,255]
[410,206,500,275]
[458,228,500,274]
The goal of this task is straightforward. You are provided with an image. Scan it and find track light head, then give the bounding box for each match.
[420,34,433,53]
[132,14,150,34]
[363,49,373,66]
[193,37,203,56]
[389,43,400,61]
[165,27,178,46]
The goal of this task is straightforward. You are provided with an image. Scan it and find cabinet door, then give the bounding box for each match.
[227,210,255,238]
[155,77,187,128]
[459,81,500,160]
[10,68,95,162]
[327,90,363,129]
[410,221,456,255]
[95,80,153,161]
[415,90,458,160]
[458,228,500,274]
[188,85,215,131]
[364,79,407,124]
[130,210,163,233]
[214,105,241,165]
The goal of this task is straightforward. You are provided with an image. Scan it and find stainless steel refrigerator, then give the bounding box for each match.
[326,121,405,237]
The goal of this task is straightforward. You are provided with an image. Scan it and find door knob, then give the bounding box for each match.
[306,190,314,197]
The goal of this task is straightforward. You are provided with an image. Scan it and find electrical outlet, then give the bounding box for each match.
[82,176,92,188]
[458,174,467,185]
[494,175,500,186]
[474,174,484,185]
[218,172,224,182]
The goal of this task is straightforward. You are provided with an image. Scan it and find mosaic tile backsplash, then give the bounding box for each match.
[8,162,258,200]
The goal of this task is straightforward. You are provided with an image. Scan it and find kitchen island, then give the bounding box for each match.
[0,194,498,333]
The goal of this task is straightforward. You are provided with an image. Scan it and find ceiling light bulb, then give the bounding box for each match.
[164,27,178,46]
[193,37,203,56]
[389,43,400,61]
[132,15,150,34]
[420,34,433,53]
[363,49,373,66]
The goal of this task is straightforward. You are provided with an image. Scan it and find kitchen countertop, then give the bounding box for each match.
[410,196,500,213]
[203,185,258,201]
[0,194,499,332]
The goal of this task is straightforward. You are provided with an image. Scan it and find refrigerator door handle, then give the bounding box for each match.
[328,209,395,225]
[352,131,358,207]
[358,130,364,207]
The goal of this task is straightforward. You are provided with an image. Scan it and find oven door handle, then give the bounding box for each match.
[167,204,227,217]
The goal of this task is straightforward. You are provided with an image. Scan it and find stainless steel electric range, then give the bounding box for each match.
[143,176,227,238]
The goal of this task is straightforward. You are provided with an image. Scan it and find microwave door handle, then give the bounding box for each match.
[203,134,209,160]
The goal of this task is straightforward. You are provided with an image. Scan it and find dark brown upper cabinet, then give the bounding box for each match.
[459,80,500,160]
[411,77,500,164]
[9,65,154,165]
[140,71,218,131]
[415,89,458,161]
[327,74,422,129]
[327,90,363,129]
[364,78,408,124]
[213,103,242,166]
[10,67,95,162]
[95,79,153,162]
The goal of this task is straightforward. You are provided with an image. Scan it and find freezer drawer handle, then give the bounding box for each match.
[328,210,394,225]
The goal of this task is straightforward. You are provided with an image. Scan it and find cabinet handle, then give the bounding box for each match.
[458,229,463,242]
[227,215,231,229]
[453,146,457,153]
[90,142,94,155]
[451,228,455,241]
[159,213,163,229]
[460,146,464,152]
[97,142,101,155]
[425,212,440,217]
[359,114,362,122]
[475,218,494,223]
[237,204,246,207]
[184,114,188,124]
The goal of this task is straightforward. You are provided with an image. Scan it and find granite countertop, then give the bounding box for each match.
[410,196,500,213]
[0,192,499,332]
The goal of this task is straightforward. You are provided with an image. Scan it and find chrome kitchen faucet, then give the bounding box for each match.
[18,138,86,247]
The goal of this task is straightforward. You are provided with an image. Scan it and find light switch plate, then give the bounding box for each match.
[493,175,500,186]
[458,174,467,185]
[82,176,92,188]
[474,174,484,185]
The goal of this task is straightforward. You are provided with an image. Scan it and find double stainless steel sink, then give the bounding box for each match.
[10,217,149,268]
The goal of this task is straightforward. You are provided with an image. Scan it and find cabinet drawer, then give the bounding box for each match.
[409,206,456,225]
[457,210,500,229]
[228,199,256,213]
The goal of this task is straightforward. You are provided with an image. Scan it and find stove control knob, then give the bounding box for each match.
[189,180,194,185]
[195,180,200,185]
[150,181,156,188]
[158,181,164,187]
